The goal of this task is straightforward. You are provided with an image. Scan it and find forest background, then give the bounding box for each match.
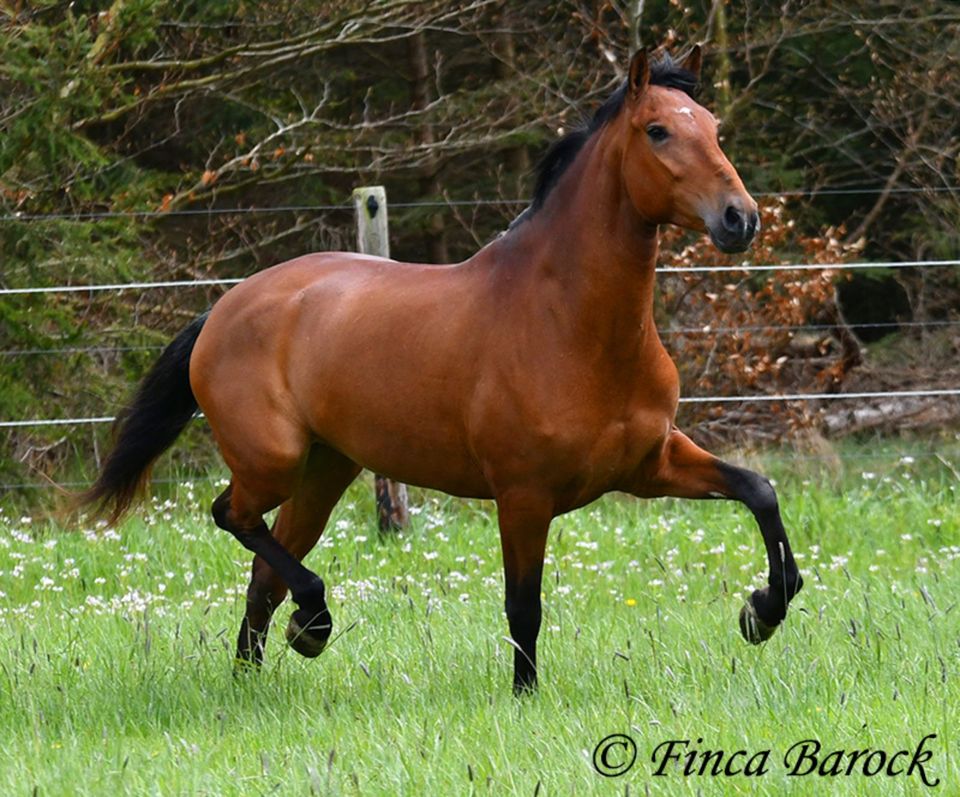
[2,0,958,492]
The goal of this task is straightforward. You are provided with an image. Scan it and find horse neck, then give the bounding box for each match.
[490,127,661,348]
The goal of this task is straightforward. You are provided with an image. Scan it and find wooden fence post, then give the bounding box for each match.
[352,186,410,533]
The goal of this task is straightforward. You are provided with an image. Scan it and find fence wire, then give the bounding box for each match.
[4,318,960,360]
[3,259,960,297]
[1,185,957,223]
[3,389,959,431]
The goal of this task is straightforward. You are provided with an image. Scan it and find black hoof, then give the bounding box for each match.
[739,595,778,644]
[286,607,332,658]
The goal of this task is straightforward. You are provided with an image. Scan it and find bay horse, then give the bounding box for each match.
[82,47,802,694]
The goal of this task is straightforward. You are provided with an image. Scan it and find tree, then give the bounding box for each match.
[2,1,957,492]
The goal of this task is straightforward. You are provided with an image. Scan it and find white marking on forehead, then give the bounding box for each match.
[675,106,694,117]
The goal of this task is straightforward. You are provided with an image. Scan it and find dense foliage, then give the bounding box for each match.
[2,1,958,487]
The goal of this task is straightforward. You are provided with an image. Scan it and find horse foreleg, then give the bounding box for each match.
[495,490,553,694]
[635,428,803,643]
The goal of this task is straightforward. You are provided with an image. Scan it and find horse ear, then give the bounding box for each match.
[628,49,650,102]
[681,44,703,80]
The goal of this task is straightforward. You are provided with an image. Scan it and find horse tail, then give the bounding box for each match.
[79,313,208,524]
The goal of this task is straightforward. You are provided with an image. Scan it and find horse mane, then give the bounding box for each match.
[508,52,700,231]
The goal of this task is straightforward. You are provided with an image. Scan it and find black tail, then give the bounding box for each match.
[79,313,208,524]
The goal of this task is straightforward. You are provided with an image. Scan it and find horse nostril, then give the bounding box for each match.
[723,205,744,233]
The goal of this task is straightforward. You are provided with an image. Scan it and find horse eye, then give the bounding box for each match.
[646,124,669,143]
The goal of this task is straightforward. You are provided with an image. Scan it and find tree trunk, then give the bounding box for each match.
[407,31,449,264]
[492,17,530,195]
[710,0,733,119]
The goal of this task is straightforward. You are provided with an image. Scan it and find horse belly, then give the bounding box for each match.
[309,390,490,498]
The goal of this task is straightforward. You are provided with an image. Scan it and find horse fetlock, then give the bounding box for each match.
[770,570,804,601]
[791,571,804,596]
[294,578,326,610]
[753,585,788,624]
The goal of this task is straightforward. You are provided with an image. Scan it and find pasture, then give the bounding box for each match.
[1,445,957,795]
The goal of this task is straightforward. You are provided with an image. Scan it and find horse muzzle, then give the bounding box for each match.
[707,203,760,253]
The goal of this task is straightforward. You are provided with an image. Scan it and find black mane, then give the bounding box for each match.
[510,52,699,229]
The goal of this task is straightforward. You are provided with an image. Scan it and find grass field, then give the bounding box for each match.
[1,445,958,795]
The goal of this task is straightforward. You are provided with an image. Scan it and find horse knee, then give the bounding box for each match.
[721,464,778,516]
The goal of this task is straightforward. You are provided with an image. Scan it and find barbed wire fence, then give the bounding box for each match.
[3,192,959,493]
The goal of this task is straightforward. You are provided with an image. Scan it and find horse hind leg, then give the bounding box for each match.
[233,447,362,667]
[212,485,329,660]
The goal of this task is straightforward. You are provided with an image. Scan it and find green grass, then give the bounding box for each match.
[1,448,958,795]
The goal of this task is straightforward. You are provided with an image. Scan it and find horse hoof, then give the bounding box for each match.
[285,608,331,658]
[739,596,777,645]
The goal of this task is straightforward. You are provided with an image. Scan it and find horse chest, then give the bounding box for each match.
[585,408,671,479]
[473,386,669,503]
